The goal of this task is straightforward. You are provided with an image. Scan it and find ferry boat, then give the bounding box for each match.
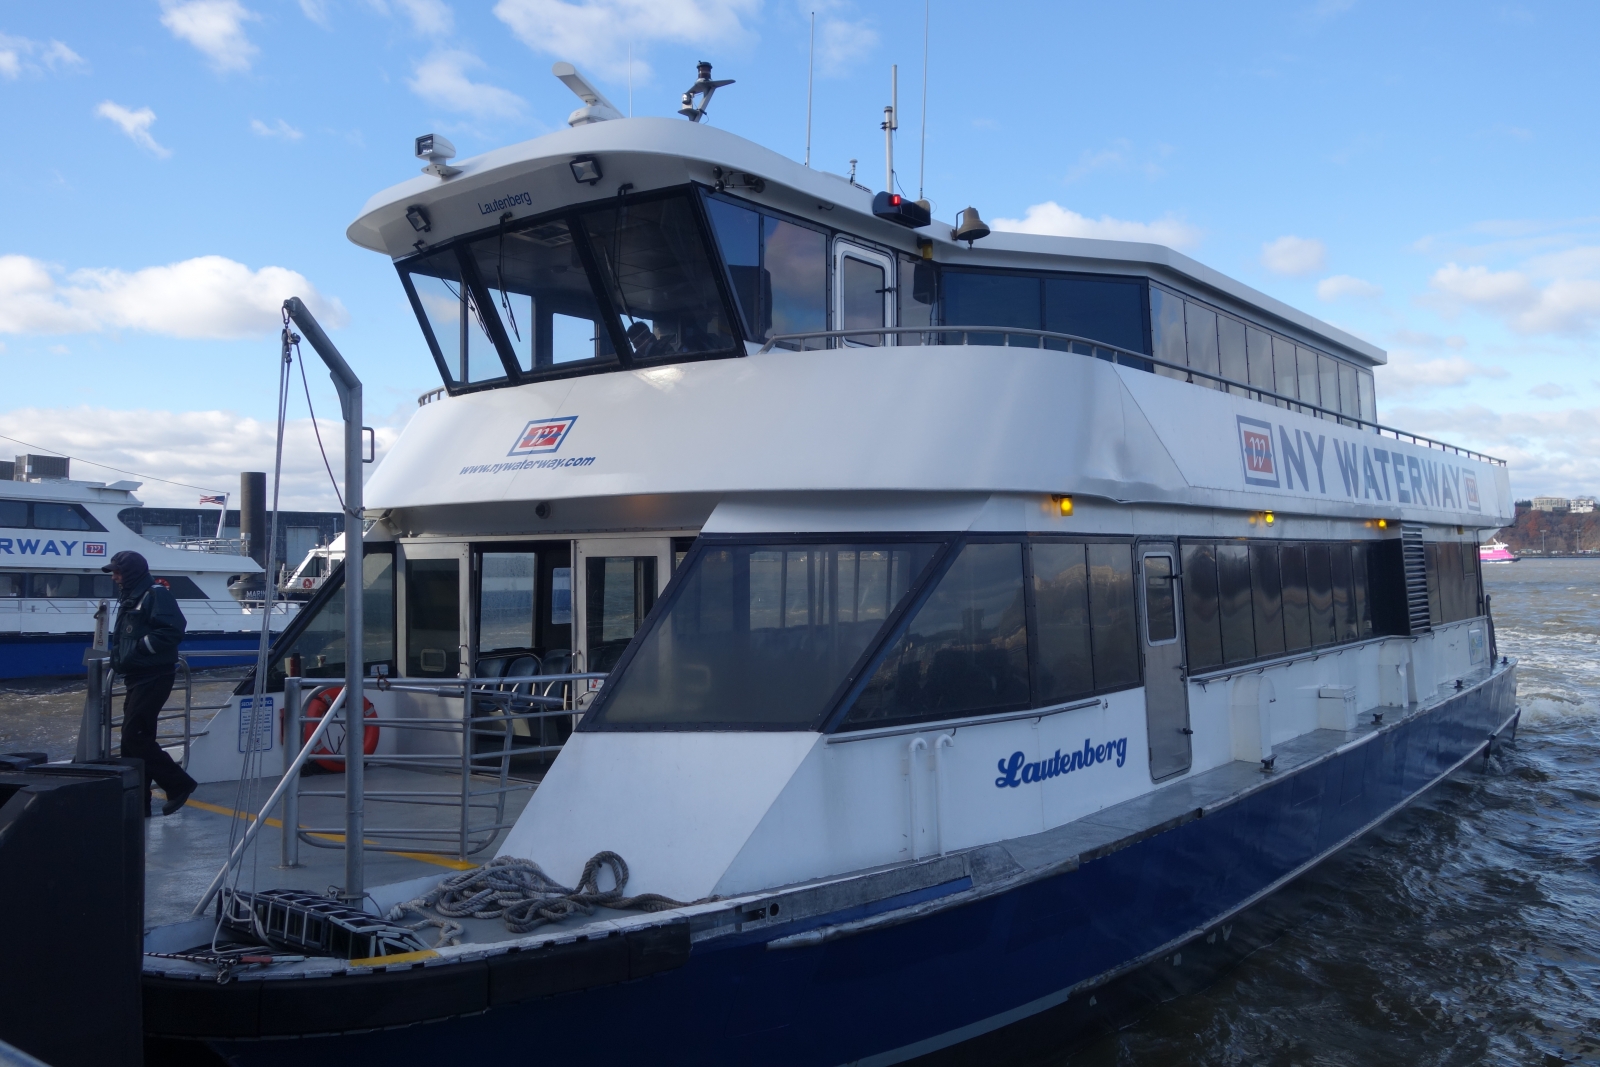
[141,62,1518,1065]
[0,475,292,679]
[1480,538,1519,563]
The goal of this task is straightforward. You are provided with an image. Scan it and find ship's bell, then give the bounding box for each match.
[954,206,991,246]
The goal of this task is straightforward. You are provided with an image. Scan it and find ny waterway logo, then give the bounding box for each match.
[1237,416,1279,488]
[995,737,1129,788]
[507,416,577,456]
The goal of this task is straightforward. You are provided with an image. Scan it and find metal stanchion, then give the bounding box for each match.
[279,676,304,869]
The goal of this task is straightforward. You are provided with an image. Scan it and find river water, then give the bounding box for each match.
[2,562,1597,1063]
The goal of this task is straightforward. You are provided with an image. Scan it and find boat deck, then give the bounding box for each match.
[144,765,538,930]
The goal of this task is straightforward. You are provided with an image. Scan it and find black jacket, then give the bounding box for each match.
[112,575,187,676]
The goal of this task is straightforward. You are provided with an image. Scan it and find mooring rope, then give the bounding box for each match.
[386,852,701,944]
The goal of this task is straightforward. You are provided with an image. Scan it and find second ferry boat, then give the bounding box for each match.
[144,62,1518,1064]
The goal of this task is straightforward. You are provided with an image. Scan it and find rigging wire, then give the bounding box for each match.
[0,431,228,495]
[919,0,930,201]
[297,343,347,514]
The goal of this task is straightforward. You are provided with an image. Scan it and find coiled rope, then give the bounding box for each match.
[387,852,700,945]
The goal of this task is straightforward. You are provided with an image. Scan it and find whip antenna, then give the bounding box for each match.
[805,11,815,166]
[919,0,929,200]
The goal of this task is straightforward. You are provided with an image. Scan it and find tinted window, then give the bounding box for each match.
[1150,288,1187,381]
[596,542,939,728]
[1180,543,1222,670]
[1296,346,1321,408]
[1338,361,1359,422]
[1184,303,1222,391]
[1331,544,1356,642]
[764,218,828,342]
[1306,543,1335,645]
[1352,543,1372,637]
[1424,543,1443,626]
[1318,354,1340,422]
[583,196,737,361]
[1280,544,1312,652]
[31,503,97,531]
[270,551,396,686]
[0,500,25,527]
[1088,543,1140,688]
[1218,316,1248,396]
[1032,542,1092,703]
[1357,369,1377,424]
[846,542,1029,728]
[585,556,657,673]
[1273,336,1299,403]
[703,197,761,338]
[479,551,536,655]
[1043,276,1146,354]
[29,572,117,598]
[1246,327,1279,406]
[839,254,886,345]
[942,271,1040,346]
[0,572,22,597]
[406,557,461,677]
[1216,543,1255,663]
[1143,554,1178,643]
[406,248,511,385]
[1249,544,1285,656]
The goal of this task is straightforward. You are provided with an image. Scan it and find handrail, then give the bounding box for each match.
[757,325,1506,467]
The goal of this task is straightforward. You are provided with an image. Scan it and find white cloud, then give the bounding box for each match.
[1316,274,1382,301]
[409,50,526,119]
[1382,402,1600,498]
[1261,235,1326,276]
[298,0,332,26]
[990,201,1201,249]
[0,407,401,510]
[1529,382,1571,400]
[493,0,758,80]
[95,102,172,158]
[250,117,303,140]
[160,0,261,73]
[1375,350,1507,398]
[817,17,877,74]
[396,0,454,34]
[0,254,346,339]
[1428,261,1600,336]
[0,33,87,78]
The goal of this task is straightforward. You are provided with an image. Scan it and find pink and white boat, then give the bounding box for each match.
[1480,539,1520,563]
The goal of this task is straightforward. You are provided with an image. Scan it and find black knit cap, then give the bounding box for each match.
[102,550,150,582]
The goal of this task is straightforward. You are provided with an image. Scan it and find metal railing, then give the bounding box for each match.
[758,325,1507,467]
[417,387,446,407]
[275,672,606,867]
[148,536,248,554]
[78,649,255,768]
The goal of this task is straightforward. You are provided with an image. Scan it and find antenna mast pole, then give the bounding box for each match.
[884,64,898,191]
[919,0,929,200]
[805,12,815,166]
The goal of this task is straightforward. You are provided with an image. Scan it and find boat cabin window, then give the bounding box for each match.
[1150,283,1378,426]
[0,499,107,532]
[399,189,744,394]
[587,541,942,729]
[261,548,397,690]
[406,557,461,677]
[703,195,828,345]
[1423,540,1482,626]
[585,555,657,673]
[941,269,1149,358]
[0,571,117,598]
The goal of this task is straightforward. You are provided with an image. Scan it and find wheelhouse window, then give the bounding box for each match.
[260,548,397,691]
[398,188,743,393]
[703,194,828,345]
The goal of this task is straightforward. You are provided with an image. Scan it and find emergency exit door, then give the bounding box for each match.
[1139,542,1192,780]
[573,538,672,676]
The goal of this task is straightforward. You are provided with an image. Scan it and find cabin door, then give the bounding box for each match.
[832,241,894,346]
[1138,542,1192,780]
[573,537,672,681]
[398,542,471,680]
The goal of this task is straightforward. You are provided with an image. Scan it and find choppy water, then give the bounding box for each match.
[2,564,1597,1064]
[1060,559,1600,1066]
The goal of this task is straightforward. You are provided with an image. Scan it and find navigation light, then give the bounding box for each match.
[1264,511,1275,526]
[1054,495,1074,517]
[873,191,931,229]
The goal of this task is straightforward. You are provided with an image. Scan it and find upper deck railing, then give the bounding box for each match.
[759,326,1507,467]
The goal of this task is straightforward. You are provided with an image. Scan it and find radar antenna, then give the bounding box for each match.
[553,62,624,126]
[679,61,734,122]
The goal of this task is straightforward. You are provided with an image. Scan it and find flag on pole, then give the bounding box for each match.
[199,494,227,506]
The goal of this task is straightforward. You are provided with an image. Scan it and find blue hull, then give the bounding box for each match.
[195,667,1516,1066]
[0,633,275,680]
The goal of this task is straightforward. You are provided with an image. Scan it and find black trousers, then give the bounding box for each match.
[119,669,197,809]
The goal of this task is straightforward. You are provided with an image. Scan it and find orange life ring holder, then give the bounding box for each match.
[302,685,379,773]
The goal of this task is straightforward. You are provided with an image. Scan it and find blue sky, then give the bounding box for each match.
[2,0,1597,507]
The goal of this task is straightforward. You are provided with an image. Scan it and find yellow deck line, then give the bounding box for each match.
[184,798,476,870]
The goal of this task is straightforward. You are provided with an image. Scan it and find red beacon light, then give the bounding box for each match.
[873,191,931,229]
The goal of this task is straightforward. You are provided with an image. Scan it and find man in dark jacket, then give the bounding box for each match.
[105,550,197,816]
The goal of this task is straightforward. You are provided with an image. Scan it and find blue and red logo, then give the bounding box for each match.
[83,542,107,556]
[1236,416,1279,488]
[507,417,577,456]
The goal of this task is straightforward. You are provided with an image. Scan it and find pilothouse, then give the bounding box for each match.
[142,59,1520,1066]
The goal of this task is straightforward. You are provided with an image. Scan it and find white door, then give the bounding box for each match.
[832,241,894,347]
[397,542,472,679]
[573,537,673,679]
